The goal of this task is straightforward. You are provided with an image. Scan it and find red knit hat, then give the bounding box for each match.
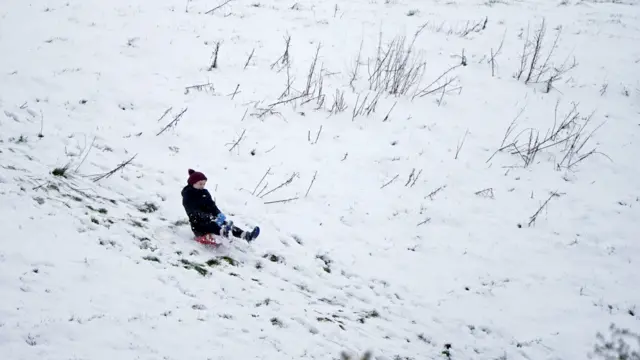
[187,169,207,185]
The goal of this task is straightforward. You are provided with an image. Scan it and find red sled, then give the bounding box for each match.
[194,234,222,247]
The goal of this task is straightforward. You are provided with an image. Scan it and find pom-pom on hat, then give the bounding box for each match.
[187,169,207,185]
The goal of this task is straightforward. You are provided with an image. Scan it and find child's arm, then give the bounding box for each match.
[184,202,213,222]
[183,190,218,222]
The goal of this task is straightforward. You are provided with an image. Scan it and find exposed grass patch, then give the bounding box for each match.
[357,309,380,323]
[143,255,161,263]
[52,163,72,177]
[263,253,285,263]
[137,201,158,213]
[180,259,209,276]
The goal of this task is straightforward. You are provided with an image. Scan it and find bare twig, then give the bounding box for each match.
[383,101,397,122]
[405,168,416,186]
[515,19,577,92]
[209,41,221,70]
[474,188,495,199]
[528,191,560,227]
[314,67,325,108]
[184,82,214,95]
[489,29,506,77]
[304,43,321,96]
[301,94,322,106]
[157,107,188,136]
[486,105,526,163]
[352,91,382,120]
[60,180,116,204]
[244,48,255,70]
[502,106,526,148]
[256,182,268,197]
[205,0,234,14]
[310,125,322,145]
[381,174,399,189]
[404,168,423,187]
[227,84,240,99]
[535,26,562,84]
[251,106,282,121]
[252,167,271,195]
[412,64,462,99]
[305,170,317,197]
[426,185,446,200]
[349,37,364,91]
[417,217,431,226]
[269,93,307,108]
[279,59,293,99]
[37,109,45,138]
[525,19,545,84]
[74,136,96,173]
[366,31,427,97]
[490,101,603,169]
[329,89,347,115]
[599,83,608,96]
[409,169,422,187]
[271,34,291,72]
[157,107,173,122]
[260,172,299,198]
[264,197,299,205]
[455,129,469,159]
[457,17,488,37]
[227,129,246,153]
[90,154,137,182]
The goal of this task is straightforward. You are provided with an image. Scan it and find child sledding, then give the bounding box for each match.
[181,169,259,246]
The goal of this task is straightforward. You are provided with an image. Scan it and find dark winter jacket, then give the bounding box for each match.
[181,185,222,236]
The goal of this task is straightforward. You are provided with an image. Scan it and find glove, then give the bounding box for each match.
[214,213,226,226]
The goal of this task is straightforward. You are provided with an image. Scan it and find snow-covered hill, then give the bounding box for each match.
[1,0,639,359]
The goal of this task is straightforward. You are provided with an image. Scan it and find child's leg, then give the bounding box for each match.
[201,222,222,236]
[216,220,243,238]
[230,225,244,238]
[220,221,259,241]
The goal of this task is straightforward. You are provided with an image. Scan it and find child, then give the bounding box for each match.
[181,169,259,243]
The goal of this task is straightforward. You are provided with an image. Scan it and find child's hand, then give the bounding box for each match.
[214,213,226,226]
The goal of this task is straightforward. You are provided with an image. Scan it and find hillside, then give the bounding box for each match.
[1,0,639,359]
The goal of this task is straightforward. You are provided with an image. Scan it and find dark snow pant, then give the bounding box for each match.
[192,220,244,238]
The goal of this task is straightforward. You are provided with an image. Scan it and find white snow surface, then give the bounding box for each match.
[1,0,639,359]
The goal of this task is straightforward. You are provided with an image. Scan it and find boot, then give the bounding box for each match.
[242,226,260,242]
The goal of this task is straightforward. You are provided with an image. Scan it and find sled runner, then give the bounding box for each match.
[194,233,223,247]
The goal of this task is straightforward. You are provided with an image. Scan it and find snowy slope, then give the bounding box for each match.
[1,0,639,359]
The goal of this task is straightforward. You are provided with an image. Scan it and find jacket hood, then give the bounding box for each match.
[182,184,194,197]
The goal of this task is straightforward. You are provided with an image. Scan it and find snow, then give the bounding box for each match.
[1,0,639,359]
